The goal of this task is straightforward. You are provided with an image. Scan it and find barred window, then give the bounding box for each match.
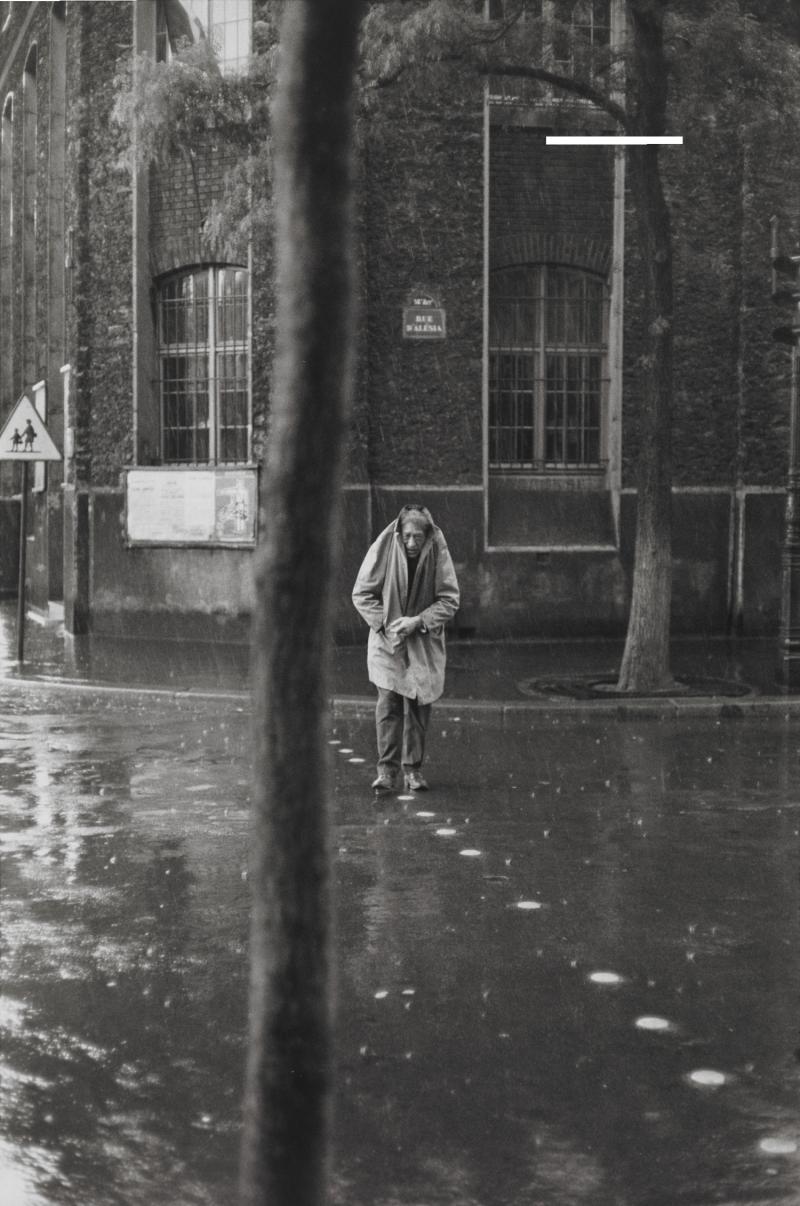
[489,265,608,471]
[157,266,250,465]
[156,0,251,74]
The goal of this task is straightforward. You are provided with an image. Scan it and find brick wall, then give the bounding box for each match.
[738,108,800,485]
[64,2,136,489]
[149,133,244,275]
[490,125,613,267]
[358,65,484,486]
[622,67,800,490]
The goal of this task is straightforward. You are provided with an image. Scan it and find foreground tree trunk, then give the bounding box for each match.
[617,0,675,693]
[240,3,363,1204]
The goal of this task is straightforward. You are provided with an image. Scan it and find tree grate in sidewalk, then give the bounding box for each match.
[517,676,755,701]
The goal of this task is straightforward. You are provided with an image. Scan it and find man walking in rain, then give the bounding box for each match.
[352,503,460,794]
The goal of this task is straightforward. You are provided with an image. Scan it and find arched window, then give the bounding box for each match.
[156,0,251,74]
[489,265,608,471]
[157,265,250,464]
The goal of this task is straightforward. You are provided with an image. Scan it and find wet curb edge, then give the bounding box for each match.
[3,676,800,726]
[333,694,800,727]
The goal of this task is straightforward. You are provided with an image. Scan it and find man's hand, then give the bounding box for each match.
[389,616,422,638]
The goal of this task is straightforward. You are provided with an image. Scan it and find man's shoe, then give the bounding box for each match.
[404,770,429,792]
[372,773,399,795]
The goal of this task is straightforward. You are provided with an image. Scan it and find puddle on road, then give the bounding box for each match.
[758,1137,798,1155]
[686,1069,728,1087]
[634,1015,673,1032]
[588,970,623,984]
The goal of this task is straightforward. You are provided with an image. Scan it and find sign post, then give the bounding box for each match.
[0,394,63,665]
[16,462,29,663]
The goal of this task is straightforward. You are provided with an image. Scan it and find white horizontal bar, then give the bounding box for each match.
[546,135,683,145]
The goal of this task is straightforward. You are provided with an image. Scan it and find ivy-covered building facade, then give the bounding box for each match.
[0,0,798,643]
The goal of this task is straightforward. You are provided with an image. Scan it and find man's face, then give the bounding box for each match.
[401,521,426,559]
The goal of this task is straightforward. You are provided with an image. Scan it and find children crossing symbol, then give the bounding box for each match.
[0,394,62,462]
[0,392,62,667]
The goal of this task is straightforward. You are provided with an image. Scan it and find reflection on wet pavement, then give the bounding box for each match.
[331,714,800,1206]
[2,688,800,1204]
[0,690,251,1206]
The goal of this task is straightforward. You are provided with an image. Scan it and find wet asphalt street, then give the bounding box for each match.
[2,683,800,1205]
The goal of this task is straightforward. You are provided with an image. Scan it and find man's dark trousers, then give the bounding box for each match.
[375,687,431,778]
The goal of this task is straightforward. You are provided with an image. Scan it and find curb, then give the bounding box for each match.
[331,693,800,727]
[0,674,250,703]
[3,675,800,724]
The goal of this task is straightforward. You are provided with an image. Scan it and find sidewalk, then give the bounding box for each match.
[0,599,797,719]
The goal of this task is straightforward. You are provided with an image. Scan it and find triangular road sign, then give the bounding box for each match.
[0,394,62,462]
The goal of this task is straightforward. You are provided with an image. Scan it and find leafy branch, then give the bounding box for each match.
[111,28,278,255]
[359,0,628,126]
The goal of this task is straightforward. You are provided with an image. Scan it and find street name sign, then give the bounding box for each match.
[0,394,62,461]
[403,293,446,340]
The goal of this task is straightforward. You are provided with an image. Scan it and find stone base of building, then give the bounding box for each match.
[0,484,787,646]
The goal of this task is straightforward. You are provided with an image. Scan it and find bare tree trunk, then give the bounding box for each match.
[239,3,363,1205]
[617,0,675,693]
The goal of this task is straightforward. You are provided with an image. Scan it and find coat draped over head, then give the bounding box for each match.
[351,507,460,705]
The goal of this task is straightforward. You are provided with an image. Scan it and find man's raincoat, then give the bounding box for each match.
[352,508,460,705]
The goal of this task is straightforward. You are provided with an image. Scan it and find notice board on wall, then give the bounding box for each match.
[125,468,258,547]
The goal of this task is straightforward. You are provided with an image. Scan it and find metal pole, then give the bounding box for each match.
[16,460,28,664]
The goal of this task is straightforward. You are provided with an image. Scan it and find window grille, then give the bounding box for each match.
[489,264,608,471]
[157,266,250,465]
[156,0,251,74]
